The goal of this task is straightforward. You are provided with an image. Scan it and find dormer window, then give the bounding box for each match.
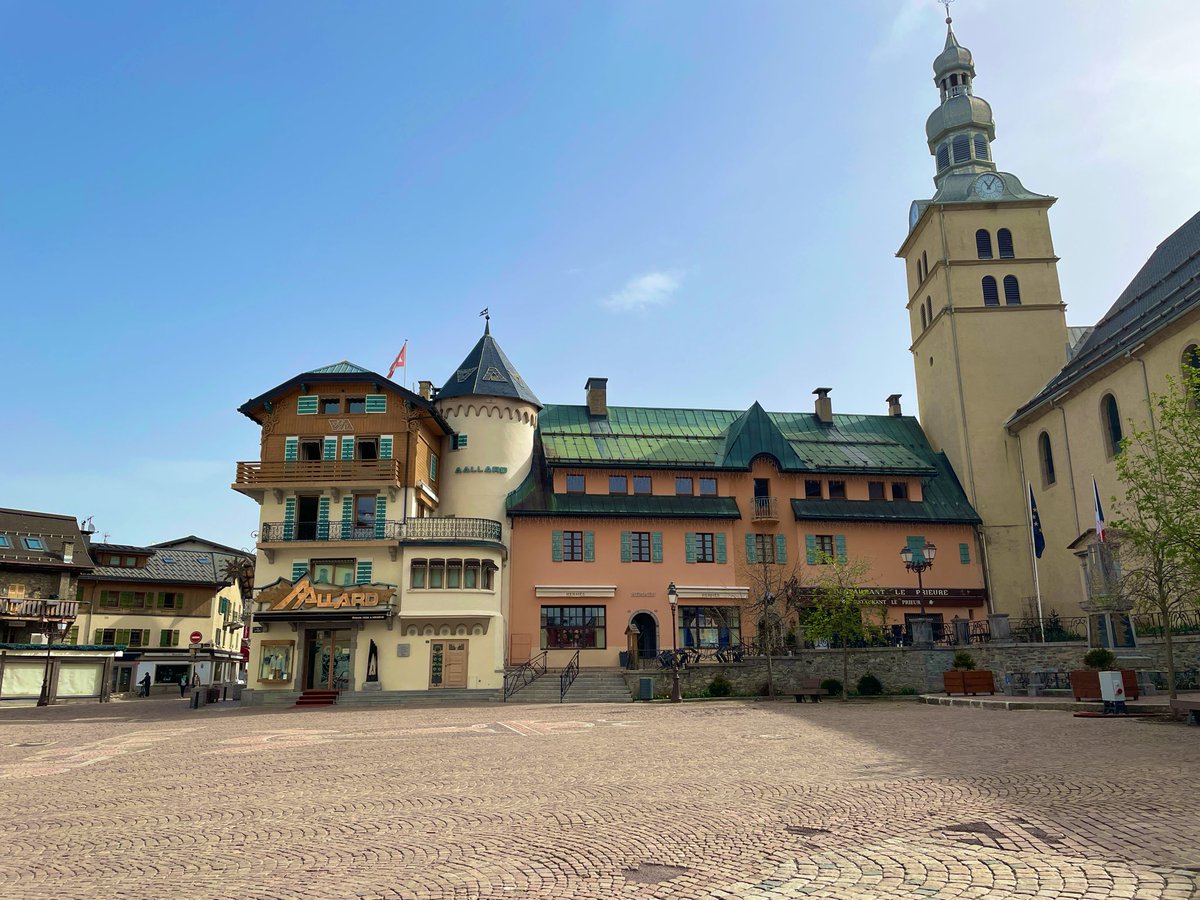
[0,536,10,549]
[22,537,46,551]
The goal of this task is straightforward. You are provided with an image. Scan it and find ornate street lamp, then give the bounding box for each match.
[37,613,71,707]
[899,543,938,615]
[667,581,681,703]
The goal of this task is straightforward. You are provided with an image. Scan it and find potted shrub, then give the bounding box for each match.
[942,649,996,696]
[1070,648,1140,701]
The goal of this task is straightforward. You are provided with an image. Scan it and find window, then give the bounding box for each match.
[311,559,356,586]
[922,251,928,280]
[695,532,715,563]
[1003,275,1021,305]
[107,555,121,566]
[357,438,379,461]
[630,532,652,563]
[159,629,180,648]
[99,590,118,608]
[321,398,340,414]
[633,475,652,495]
[259,641,294,682]
[155,664,190,684]
[699,477,718,496]
[975,229,993,259]
[446,560,462,589]
[828,480,846,499]
[805,479,822,499]
[124,556,137,567]
[1039,432,1056,486]
[813,534,835,563]
[410,560,426,588]
[22,537,46,551]
[0,536,9,548]
[973,134,989,160]
[562,530,584,562]
[355,495,377,527]
[96,628,116,645]
[982,275,999,306]
[952,134,969,162]
[868,481,885,500]
[753,534,777,564]
[675,477,693,496]
[608,475,627,495]
[482,563,496,590]
[921,306,927,329]
[300,439,322,461]
[346,397,366,414]
[427,560,445,588]
[464,561,479,589]
[936,143,950,170]
[997,228,1014,258]
[410,558,495,590]
[679,606,741,649]
[1102,394,1123,457]
[1183,344,1200,407]
[566,474,586,494]
[4,583,26,598]
[541,606,606,650]
[892,482,909,500]
[429,452,439,480]
[158,592,182,610]
[927,297,933,323]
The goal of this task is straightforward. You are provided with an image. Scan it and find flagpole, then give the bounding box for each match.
[1027,482,1046,642]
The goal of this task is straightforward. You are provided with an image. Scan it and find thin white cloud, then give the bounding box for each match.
[601,271,682,313]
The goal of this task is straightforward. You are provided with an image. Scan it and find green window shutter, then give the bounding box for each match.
[715,532,727,564]
[775,534,787,565]
[219,597,227,615]
[805,534,817,565]
[583,531,595,562]
[297,396,318,415]
[365,394,387,413]
[960,542,971,564]
[835,534,847,564]
[906,535,927,563]
[429,454,438,480]
[291,561,308,582]
[551,530,563,562]
[323,436,337,460]
[355,560,373,584]
[652,532,663,563]
[621,531,632,563]
[341,496,354,539]
[120,591,134,608]
[284,436,299,461]
[159,629,170,647]
[374,497,387,538]
[685,532,697,564]
[745,534,757,564]
[341,435,354,460]
[94,629,103,644]
[283,497,296,540]
[99,589,108,605]
[317,496,331,539]
[379,436,393,460]
[116,629,129,646]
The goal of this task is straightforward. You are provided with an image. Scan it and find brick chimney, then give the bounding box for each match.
[887,393,903,417]
[586,377,608,417]
[61,540,74,564]
[418,380,433,400]
[813,387,833,424]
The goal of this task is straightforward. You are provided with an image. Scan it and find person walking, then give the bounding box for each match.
[179,673,189,698]
[138,672,152,698]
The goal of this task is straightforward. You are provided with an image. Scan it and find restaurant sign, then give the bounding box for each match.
[260,578,396,612]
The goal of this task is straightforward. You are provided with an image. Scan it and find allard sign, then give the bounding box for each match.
[264,579,396,612]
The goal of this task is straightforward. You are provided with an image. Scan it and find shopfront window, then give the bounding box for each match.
[259,641,295,682]
[311,559,355,586]
[541,606,606,649]
[679,606,741,648]
[155,664,190,684]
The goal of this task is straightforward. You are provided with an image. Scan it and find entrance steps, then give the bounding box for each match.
[295,689,339,708]
[506,670,632,704]
[338,689,500,705]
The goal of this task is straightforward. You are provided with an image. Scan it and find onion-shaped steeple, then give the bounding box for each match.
[925,15,997,188]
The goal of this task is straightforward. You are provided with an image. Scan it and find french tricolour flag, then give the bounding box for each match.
[1093,477,1107,543]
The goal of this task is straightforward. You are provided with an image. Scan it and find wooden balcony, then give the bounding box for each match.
[233,458,404,501]
[0,598,79,621]
[751,497,779,521]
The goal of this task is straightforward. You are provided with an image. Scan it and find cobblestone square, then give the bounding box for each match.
[0,699,1197,899]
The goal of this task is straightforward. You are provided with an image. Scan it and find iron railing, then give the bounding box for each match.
[1132,610,1200,638]
[402,517,502,543]
[559,650,580,702]
[258,517,502,544]
[0,598,79,620]
[502,651,547,701]
[1008,616,1088,643]
[750,497,779,521]
[1148,668,1200,691]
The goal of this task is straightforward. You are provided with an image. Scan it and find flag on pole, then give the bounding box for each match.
[1092,477,1107,542]
[1028,483,1045,559]
[387,341,407,380]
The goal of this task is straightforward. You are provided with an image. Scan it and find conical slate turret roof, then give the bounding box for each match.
[437,325,541,408]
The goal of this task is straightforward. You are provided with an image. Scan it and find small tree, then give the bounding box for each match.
[736,550,808,698]
[800,554,885,701]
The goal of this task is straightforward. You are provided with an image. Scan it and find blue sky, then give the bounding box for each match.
[4,1,1199,550]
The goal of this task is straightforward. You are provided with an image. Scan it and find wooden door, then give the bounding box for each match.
[431,641,468,688]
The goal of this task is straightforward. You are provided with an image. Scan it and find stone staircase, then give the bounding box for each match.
[338,689,500,705]
[506,669,632,704]
[295,689,339,708]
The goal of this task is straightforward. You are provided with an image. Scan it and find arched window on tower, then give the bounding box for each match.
[936,143,950,170]
[1183,344,1200,407]
[1101,394,1123,457]
[982,276,999,306]
[952,134,970,162]
[927,297,933,323]
[950,74,959,87]
[1003,275,1021,305]
[1038,432,1056,486]
[973,134,989,160]
[998,228,1014,258]
[975,229,993,259]
[922,251,928,279]
[921,306,927,329]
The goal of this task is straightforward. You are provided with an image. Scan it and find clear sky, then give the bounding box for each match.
[4,0,1199,551]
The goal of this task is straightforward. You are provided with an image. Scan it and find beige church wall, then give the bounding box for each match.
[939,203,1058,261]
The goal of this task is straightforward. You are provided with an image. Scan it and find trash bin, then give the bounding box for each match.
[206,687,221,704]
[618,651,630,669]
[638,677,654,701]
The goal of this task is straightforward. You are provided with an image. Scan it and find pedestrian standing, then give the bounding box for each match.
[179,674,188,698]
[139,672,151,698]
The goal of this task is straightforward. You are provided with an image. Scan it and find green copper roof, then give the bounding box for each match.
[307,361,373,375]
[718,402,806,469]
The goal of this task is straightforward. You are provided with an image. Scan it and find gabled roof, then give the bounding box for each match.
[150,536,252,558]
[82,544,233,587]
[436,326,541,408]
[1011,209,1200,425]
[0,508,94,571]
[718,402,806,469]
[307,361,372,375]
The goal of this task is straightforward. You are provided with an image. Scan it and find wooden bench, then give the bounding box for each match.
[794,679,825,702]
[1170,697,1200,725]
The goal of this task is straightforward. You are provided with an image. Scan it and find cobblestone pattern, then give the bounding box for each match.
[0,699,1197,898]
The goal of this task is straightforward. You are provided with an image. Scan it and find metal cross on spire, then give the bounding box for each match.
[941,0,954,24]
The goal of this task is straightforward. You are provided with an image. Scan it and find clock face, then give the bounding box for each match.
[974,173,1006,201]
[909,201,922,229]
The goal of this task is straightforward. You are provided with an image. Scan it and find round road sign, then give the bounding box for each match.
[189,631,203,645]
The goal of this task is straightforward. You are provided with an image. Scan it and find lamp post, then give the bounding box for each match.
[899,543,938,615]
[667,581,681,703]
[37,610,70,707]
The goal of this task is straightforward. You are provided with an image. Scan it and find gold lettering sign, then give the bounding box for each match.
[264,579,395,612]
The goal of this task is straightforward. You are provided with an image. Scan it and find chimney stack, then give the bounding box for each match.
[61,541,74,564]
[813,387,833,424]
[418,380,433,401]
[887,393,903,417]
[585,377,608,417]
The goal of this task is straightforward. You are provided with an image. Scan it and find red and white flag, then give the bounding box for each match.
[387,341,407,380]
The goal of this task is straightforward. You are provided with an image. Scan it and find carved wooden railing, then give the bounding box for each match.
[235,458,404,486]
[0,598,79,620]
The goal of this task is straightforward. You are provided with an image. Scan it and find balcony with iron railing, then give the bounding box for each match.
[0,598,79,621]
[750,496,779,522]
[233,458,404,498]
[257,517,503,547]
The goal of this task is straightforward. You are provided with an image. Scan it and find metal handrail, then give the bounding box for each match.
[258,517,503,544]
[559,650,580,702]
[502,651,547,701]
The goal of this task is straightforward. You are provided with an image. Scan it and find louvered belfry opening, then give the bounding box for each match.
[976,229,993,259]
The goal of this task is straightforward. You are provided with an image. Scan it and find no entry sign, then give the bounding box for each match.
[189,631,203,645]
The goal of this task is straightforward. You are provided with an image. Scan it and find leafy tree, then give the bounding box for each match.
[736,550,809,698]
[799,554,885,701]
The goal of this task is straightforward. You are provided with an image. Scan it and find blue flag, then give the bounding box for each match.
[1029,484,1046,559]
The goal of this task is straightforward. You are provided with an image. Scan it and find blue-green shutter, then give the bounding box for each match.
[323,436,337,461]
[374,497,387,539]
[317,496,330,540]
[835,534,847,564]
[621,531,632,563]
[297,396,318,415]
[341,496,354,538]
[365,394,387,413]
[291,561,308,581]
[651,532,663,563]
[429,454,438,480]
[583,531,595,562]
[552,530,563,562]
[775,534,787,565]
[379,436,393,460]
[715,532,727,564]
[685,533,697,564]
[219,597,228,615]
[906,535,927,564]
[283,498,296,541]
[805,534,817,564]
[341,436,354,461]
[356,560,373,584]
[960,542,971,564]
[745,534,757,564]
[284,437,299,462]
[455,433,468,449]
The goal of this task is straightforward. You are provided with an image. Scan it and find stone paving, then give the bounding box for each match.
[0,697,1197,899]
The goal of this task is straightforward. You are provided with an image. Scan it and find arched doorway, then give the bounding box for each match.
[631,612,658,663]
